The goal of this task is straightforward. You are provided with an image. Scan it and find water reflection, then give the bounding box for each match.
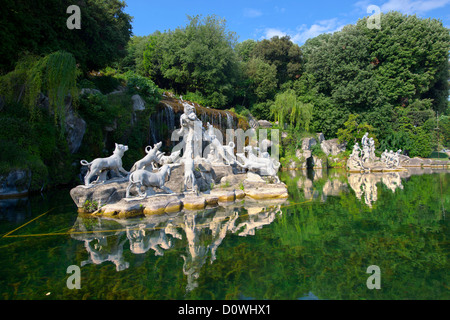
[70,201,284,292]
[347,172,405,207]
[67,167,448,296]
[282,168,446,208]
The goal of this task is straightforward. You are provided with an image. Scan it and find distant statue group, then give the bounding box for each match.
[348,132,402,171]
[80,100,281,198]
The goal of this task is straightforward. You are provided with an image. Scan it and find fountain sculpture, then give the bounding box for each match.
[70,100,287,216]
[347,133,406,172]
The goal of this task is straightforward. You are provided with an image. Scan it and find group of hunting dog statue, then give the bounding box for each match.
[80,101,281,199]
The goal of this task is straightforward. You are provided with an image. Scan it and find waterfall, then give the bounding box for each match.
[148,98,247,146]
[149,118,157,145]
[163,103,175,132]
[226,112,233,129]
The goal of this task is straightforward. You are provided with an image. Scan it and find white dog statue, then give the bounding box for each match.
[126,164,177,198]
[81,143,129,186]
[130,142,163,172]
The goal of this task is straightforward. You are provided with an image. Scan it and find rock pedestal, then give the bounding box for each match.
[70,168,288,218]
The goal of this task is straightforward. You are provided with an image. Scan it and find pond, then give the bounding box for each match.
[0,168,448,300]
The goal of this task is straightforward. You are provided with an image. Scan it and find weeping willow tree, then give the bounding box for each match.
[0,51,79,128]
[270,89,313,132]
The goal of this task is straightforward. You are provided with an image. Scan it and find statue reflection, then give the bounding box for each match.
[70,201,284,293]
[126,224,173,256]
[180,204,282,292]
[81,234,130,272]
[348,172,404,207]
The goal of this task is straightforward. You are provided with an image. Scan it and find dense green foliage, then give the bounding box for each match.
[0,51,79,128]
[299,12,449,155]
[122,11,449,156]
[0,6,449,192]
[140,15,240,107]
[0,0,132,73]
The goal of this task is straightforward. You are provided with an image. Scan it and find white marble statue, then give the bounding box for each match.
[126,164,177,198]
[130,142,163,172]
[80,143,129,186]
[369,137,375,162]
[348,142,364,169]
[235,145,281,182]
[183,154,198,193]
[177,102,203,160]
[152,149,182,169]
[381,150,388,163]
[204,122,236,165]
[361,132,369,148]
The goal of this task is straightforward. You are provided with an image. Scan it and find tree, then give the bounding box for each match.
[438,116,450,148]
[299,12,449,144]
[0,51,79,128]
[117,35,152,75]
[142,32,164,80]
[235,40,257,62]
[337,114,377,149]
[0,0,132,73]
[251,36,303,86]
[270,89,313,131]
[252,36,303,83]
[146,15,240,108]
[245,58,278,103]
[359,12,450,115]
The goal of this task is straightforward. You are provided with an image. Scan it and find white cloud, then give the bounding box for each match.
[244,8,263,18]
[353,0,450,15]
[262,28,287,39]
[259,19,345,45]
[291,19,346,44]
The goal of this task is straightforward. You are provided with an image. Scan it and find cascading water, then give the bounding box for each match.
[149,118,157,145]
[226,112,233,129]
[163,103,175,131]
[148,98,246,146]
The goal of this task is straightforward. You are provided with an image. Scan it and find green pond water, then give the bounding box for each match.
[0,169,448,300]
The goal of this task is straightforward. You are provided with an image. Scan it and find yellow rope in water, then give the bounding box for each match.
[1,208,56,238]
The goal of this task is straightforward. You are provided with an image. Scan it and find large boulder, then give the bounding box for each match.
[80,88,102,96]
[242,173,288,200]
[302,137,317,151]
[311,155,327,169]
[65,106,86,154]
[70,179,129,209]
[258,120,272,128]
[0,170,31,198]
[316,133,325,144]
[131,94,146,111]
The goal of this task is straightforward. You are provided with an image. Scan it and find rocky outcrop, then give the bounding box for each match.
[311,155,327,169]
[0,170,31,198]
[257,120,272,128]
[320,138,346,156]
[283,134,347,170]
[131,94,146,111]
[399,156,450,168]
[70,156,288,218]
[302,137,317,151]
[242,172,288,200]
[65,104,86,154]
[80,88,102,96]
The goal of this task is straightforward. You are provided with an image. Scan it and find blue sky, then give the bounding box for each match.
[124,0,450,45]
